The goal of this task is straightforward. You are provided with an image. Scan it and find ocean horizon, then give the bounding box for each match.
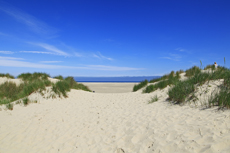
[74,76,161,83]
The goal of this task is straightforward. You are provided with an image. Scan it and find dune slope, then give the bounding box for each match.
[0,88,230,153]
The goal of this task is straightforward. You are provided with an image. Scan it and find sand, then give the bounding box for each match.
[83,83,138,93]
[0,78,230,153]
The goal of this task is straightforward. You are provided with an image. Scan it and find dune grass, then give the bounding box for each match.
[0,73,15,79]
[208,69,230,109]
[168,66,230,108]
[133,80,148,91]
[204,64,215,70]
[0,79,51,105]
[143,71,180,93]
[53,75,64,80]
[0,73,91,107]
[18,72,50,82]
[148,95,158,104]
[185,66,201,77]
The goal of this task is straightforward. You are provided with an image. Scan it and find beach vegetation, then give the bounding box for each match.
[168,65,230,109]
[0,73,15,79]
[52,76,91,97]
[5,103,13,110]
[18,72,50,82]
[23,97,29,106]
[185,66,201,77]
[204,64,215,70]
[143,74,179,93]
[54,75,64,80]
[148,95,158,104]
[0,72,91,106]
[133,80,148,91]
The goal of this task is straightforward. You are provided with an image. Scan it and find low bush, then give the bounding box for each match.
[54,75,64,80]
[52,77,91,97]
[209,87,230,109]
[148,95,158,104]
[133,80,148,91]
[0,73,15,79]
[52,81,70,97]
[18,72,50,82]
[185,66,201,77]
[143,75,179,93]
[204,64,215,70]
[149,77,161,83]
[23,97,29,106]
[168,80,195,103]
[5,103,13,110]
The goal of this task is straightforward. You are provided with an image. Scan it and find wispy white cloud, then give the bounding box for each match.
[175,48,186,52]
[160,53,182,61]
[40,61,63,63]
[0,56,24,60]
[0,51,14,54]
[29,43,70,56]
[0,3,57,36]
[20,51,54,55]
[92,52,113,61]
[175,47,191,54]
[0,58,142,71]
[74,52,83,57]
[87,65,142,71]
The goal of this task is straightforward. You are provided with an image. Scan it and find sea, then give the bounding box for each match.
[74,76,161,83]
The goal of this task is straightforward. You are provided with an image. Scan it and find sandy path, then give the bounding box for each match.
[82,83,138,93]
[0,88,230,153]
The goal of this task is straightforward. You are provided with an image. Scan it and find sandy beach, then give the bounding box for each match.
[83,82,138,93]
[0,80,230,153]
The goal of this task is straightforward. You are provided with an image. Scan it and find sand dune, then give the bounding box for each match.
[0,76,230,153]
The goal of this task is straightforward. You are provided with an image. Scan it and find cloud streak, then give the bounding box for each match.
[0,56,24,60]
[40,61,63,63]
[92,52,113,61]
[0,51,14,54]
[0,58,142,71]
[20,51,54,55]
[29,43,70,56]
[0,2,57,36]
[160,53,182,61]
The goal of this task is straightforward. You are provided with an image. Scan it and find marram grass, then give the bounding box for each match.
[133,80,148,92]
[0,73,91,106]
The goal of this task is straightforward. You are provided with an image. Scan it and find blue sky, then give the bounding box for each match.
[0,0,230,77]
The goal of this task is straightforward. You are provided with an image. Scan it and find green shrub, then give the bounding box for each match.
[18,72,50,82]
[185,66,201,77]
[148,95,158,104]
[176,71,180,79]
[52,81,70,97]
[0,73,14,79]
[204,64,215,70]
[143,84,156,93]
[54,75,64,80]
[209,87,230,109]
[5,103,13,110]
[143,75,179,93]
[223,70,230,88]
[178,69,184,74]
[168,80,195,103]
[133,80,148,91]
[72,83,91,92]
[0,78,51,104]
[149,77,161,83]
[23,97,29,106]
